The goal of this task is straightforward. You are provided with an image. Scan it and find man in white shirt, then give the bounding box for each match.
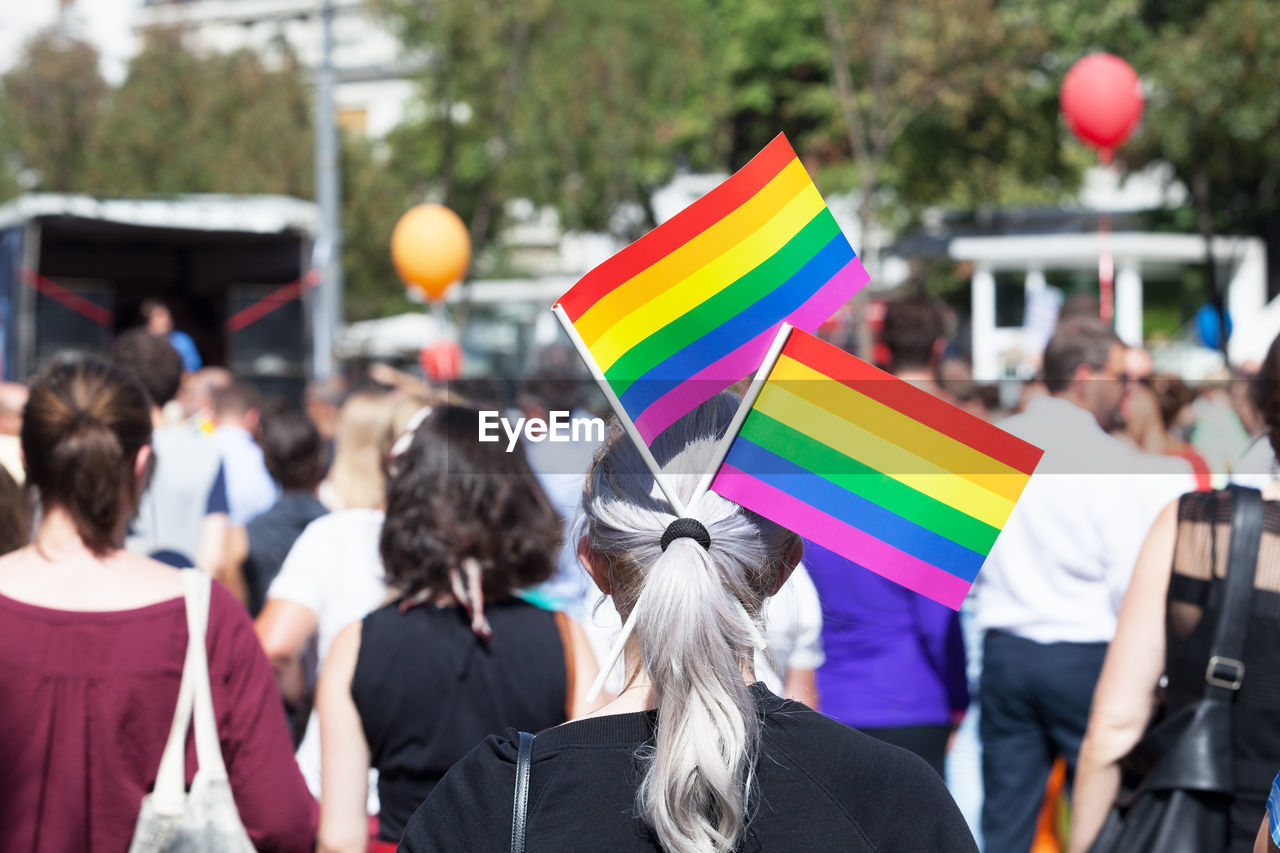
[259,507,387,805]
[974,318,1194,853]
[212,382,278,526]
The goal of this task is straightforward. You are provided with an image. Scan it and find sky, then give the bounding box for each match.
[1,0,142,84]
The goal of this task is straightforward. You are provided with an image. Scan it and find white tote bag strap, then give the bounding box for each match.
[150,571,207,813]
[183,570,230,782]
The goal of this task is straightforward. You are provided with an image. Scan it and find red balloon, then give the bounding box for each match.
[1060,53,1144,153]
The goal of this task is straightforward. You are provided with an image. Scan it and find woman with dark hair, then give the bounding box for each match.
[399,395,975,853]
[241,401,329,618]
[316,405,598,852]
[1070,333,1280,852]
[0,354,315,851]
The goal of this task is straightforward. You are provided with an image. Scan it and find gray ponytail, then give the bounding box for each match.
[579,395,799,853]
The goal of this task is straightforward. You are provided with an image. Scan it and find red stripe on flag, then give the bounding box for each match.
[20,269,113,327]
[782,330,1044,476]
[556,133,798,321]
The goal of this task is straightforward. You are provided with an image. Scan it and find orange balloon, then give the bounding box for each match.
[390,203,471,300]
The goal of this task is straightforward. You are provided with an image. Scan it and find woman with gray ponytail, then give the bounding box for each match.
[401,395,976,853]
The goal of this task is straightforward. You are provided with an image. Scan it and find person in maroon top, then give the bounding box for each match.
[0,353,316,852]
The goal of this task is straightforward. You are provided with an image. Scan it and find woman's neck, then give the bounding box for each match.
[33,505,113,564]
[0,503,187,613]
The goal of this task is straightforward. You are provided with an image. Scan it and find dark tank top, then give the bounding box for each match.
[352,597,569,841]
[1165,490,1280,852]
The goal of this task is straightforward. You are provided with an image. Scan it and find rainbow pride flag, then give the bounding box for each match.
[710,329,1043,609]
[554,134,868,443]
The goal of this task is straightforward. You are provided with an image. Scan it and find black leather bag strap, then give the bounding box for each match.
[510,731,534,853]
[1203,486,1263,701]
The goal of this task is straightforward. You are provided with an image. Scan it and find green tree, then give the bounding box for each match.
[87,32,312,196]
[342,135,417,320]
[1014,0,1280,334]
[0,32,108,193]
[1129,0,1280,301]
[816,1,1086,248]
[1,28,412,321]
[374,0,726,258]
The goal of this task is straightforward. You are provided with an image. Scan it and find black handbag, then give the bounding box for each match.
[1088,486,1262,853]
[510,731,534,853]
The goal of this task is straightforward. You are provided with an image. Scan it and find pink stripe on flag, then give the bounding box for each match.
[633,256,870,442]
[788,255,869,329]
[712,462,972,609]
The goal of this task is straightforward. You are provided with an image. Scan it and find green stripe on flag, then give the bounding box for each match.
[740,410,1001,555]
[606,209,840,393]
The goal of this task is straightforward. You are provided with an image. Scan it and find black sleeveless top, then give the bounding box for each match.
[352,598,569,841]
[1166,490,1280,851]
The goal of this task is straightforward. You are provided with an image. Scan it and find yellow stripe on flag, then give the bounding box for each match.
[576,158,814,347]
[770,356,1030,501]
[589,182,825,372]
[754,382,1017,529]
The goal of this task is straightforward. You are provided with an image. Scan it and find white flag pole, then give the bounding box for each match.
[685,322,793,509]
[588,609,637,703]
[552,304,686,515]
[553,303,687,702]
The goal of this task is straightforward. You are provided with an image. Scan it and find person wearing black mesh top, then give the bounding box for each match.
[1071,333,1280,853]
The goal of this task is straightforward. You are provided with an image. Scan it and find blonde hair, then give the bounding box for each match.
[324,389,450,511]
[578,395,799,853]
[324,392,394,510]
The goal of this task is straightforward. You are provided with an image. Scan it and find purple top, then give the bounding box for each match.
[805,541,969,729]
[0,581,317,852]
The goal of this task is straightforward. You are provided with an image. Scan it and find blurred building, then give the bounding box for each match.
[896,163,1271,381]
[133,0,414,138]
[952,231,1266,380]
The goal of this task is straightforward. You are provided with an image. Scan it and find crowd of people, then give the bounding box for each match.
[1,293,1279,852]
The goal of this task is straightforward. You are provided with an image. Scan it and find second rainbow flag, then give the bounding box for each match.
[710,329,1043,610]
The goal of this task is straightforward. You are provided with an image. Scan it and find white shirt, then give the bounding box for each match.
[212,425,278,525]
[975,396,1195,644]
[0,434,22,483]
[1230,434,1275,489]
[128,425,222,563]
[756,562,825,694]
[266,507,387,801]
[266,507,388,664]
[578,562,825,696]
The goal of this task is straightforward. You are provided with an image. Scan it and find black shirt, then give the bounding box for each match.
[1165,491,1280,851]
[400,683,977,852]
[356,598,569,841]
[243,493,328,617]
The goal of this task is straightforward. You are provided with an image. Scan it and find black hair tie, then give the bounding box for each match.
[660,517,711,552]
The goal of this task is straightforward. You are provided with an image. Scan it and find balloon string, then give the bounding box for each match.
[1098,148,1114,324]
